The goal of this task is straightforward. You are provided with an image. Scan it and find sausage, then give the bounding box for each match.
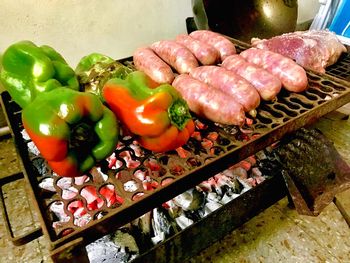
[221,54,282,101]
[190,66,260,114]
[133,47,174,84]
[150,40,199,74]
[172,74,245,126]
[175,34,219,65]
[189,30,236,61]
[239,48,308,92]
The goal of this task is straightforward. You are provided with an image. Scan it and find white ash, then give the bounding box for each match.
[123,180,139,192]
[56,177,78,200]
[86,230,139,263]
[158,149,274,232]
[175,214,194,230]
[61,188,78,200]
[39,178,56,192]
[20,129,30,140]
[27,141,41,157]
[221,192,240,204]
[203,200,223,216]
[151,207,175,245]
[74,213,92,228]
[172,188,205,211]
[49,201,70,223]
[90,167,109,183]
[57,177,73,189]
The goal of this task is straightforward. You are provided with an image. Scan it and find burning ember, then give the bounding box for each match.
[25,124,280,262]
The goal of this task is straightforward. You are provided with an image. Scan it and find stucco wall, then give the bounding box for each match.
[297,0,320,24]
[0,0,193,68]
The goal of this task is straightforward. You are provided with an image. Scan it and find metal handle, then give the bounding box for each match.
[0,171,42,246]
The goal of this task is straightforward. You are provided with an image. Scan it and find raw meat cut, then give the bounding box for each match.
[251,30,347,74]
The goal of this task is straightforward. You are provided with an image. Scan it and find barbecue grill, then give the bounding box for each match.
[1,37,350,263]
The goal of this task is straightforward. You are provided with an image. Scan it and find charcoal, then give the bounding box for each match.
[184,209,202,222]
[131,212,151,236]
[175,214,194,230]
[151,207,177,244]
[31,157,51,176]
[111,229,139,258]
[87,230,139,263]
[27,141,40,156]
[87,235,121,263]
[172,188,205,211]
[257,159,281,176]
[202,200,223,216]
[38,178,55,192]
[221,192,240,204]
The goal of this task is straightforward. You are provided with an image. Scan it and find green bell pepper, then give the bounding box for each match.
[75,53,133,100]
[22,88,119,177]
[0,40,79,108]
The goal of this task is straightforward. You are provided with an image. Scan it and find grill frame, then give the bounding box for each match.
[1,39,350,262]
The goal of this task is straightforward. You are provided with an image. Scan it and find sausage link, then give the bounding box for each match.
[150,40,199,74]
[222,54,282,101]
[172,74,245,126]
[240,48,308,92]
[189,30,236,61]
[175,34,219,65]
[190,66,260,113]
[133,47,174,84]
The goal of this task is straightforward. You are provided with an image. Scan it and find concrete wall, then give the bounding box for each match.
[297,0,320,24]
[0,0,321,67]
[0,0,193,68]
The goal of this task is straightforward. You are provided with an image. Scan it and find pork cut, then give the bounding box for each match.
[251,30,347,74]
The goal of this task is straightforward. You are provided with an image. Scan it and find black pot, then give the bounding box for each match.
[192,0,298,43]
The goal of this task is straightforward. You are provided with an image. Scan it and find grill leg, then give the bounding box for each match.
[50,238,89,263]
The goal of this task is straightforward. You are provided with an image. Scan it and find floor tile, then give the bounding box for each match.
[190,199,340,263]
[275,198,350,262]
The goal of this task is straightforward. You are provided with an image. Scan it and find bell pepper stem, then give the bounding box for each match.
[168,98,192,131]
[70,122,97,151]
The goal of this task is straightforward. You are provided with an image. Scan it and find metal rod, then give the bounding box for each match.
[0,126,10,137]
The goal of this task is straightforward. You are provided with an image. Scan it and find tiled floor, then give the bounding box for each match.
[0,105,349,263]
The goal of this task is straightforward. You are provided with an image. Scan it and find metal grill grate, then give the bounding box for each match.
[2,41,350,255]
[326,49,350,81]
